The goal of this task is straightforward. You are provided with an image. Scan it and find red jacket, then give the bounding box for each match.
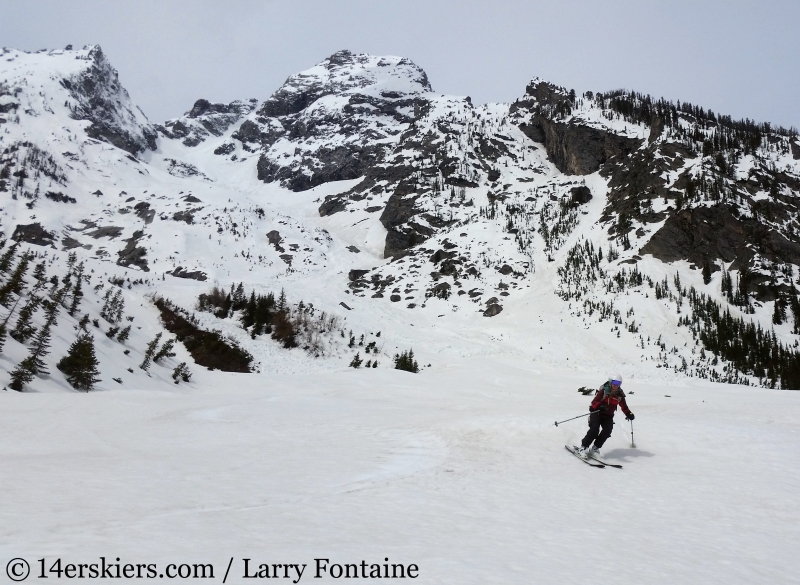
[590,383,631,417]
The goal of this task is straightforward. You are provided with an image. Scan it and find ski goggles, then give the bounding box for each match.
[611,380,622,387]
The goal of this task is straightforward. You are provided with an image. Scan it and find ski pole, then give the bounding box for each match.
[629,419,636,448]
[554,412,591,427]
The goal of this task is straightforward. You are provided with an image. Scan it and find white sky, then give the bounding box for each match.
[1,0,797,129]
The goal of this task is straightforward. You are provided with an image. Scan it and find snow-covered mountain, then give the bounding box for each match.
[2,44,800,392]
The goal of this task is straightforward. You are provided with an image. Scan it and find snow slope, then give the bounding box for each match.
[2,360,798,584]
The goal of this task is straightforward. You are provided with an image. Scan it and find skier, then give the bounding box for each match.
[576,374,634,458]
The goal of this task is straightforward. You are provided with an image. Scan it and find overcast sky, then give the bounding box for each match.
[2,0,797,128]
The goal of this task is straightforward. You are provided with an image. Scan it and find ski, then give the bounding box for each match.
[587,453,623,469]
[565,445,604,468]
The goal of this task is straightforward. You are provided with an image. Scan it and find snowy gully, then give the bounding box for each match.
[240,558,419,581]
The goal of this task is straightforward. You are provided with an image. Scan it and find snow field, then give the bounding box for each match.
[2,357,798,584]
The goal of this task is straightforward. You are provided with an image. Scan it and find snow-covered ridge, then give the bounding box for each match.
[0,45,156,154]
[1,45,800,393]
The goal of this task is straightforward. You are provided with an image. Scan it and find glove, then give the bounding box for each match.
[626,412,635,421]
[589,407,599,413]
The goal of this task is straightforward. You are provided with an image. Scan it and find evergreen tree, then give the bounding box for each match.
[790,296,800,335]
[68,264,85,317]
[349,352,363,368]
[100,289,124,323]
[116,324,131,343]
[232,282,246,311]
[773,300,783,325]
[57,333,101,391]
[68,278,83,316]
[8,317,54,391]
[242,291,257,328]
[172,362,192,384]
[32,261,46,283]
[394,349,419,373]
[9,295,41,343]
[78,313,90,331]
[702,259,712,285]
[0,321,6,354]
[0,255,30,307]
[66,251,77,274]
[0,243,18,274]
[140,332,162,371]
[153,338,176,363]
[26,320,54,375]
[9,355,36,391]
[47,274,59,297]
[772,297,787,325]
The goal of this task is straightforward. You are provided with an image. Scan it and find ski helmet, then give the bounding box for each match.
[609,374,623,386]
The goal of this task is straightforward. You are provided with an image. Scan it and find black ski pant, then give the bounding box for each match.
[581,412,614,449]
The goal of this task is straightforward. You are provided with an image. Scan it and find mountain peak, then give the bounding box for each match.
[258,50,431,118]
[0,43,156,154]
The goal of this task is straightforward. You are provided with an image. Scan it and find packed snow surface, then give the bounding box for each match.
[2,359,799,584]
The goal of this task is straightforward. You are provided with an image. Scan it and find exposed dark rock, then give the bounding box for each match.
[62,46,157,154]
[570,185,592,205]
[339,302,352,310]
[169,267,207,281]
[117,230,148,271]
[514,81,641,175]
[214,142,236,156]
[347,245,361,253]
[390,294,401,302]
[266,230,285,252]
[187,99,241,118]
[380,191,423,257]
[430,282,451,296]
[349,269,369,281]
[792,140,800,160]
[519,115,641,175]
[172,209,198,224]
[134,201,155,224]
[232,120,262,143]
[483,304,503,317]
[318,195,348,216]
[640,204,800,280]
[498,264,513,275]
[61,236,87,250]
[166,158,208,179]
[258,144,384,192]
[430,249,455,264]
[12,223,55,247]
[279,254,293,265]
[85,226,123,239]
